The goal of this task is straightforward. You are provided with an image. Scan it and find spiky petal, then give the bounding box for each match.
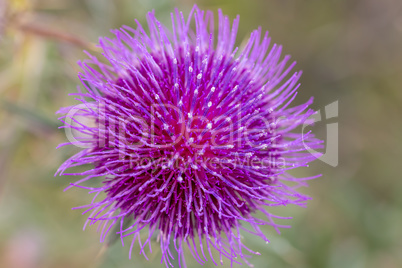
[57,5,322,267]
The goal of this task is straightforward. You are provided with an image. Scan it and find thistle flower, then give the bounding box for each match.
[57,5,322,267]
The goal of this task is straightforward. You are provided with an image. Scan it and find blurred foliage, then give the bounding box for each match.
[1,0,402,267]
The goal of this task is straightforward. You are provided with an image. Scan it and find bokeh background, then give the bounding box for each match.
[1,0,401,267]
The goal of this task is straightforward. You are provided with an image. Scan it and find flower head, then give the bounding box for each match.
[57,5,322,267]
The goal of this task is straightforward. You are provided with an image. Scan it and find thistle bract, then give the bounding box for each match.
[57,5,322,267]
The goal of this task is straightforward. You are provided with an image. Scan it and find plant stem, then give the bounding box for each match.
[15,21,100,52]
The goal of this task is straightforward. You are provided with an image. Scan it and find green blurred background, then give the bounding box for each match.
[1,0,401,267]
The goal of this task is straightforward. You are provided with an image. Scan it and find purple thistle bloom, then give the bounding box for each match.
[57,5,322,267]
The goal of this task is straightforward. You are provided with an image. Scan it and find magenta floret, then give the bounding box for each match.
[57,5,322,267]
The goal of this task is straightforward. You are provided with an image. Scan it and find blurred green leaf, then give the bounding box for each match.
[1,99,61,130]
